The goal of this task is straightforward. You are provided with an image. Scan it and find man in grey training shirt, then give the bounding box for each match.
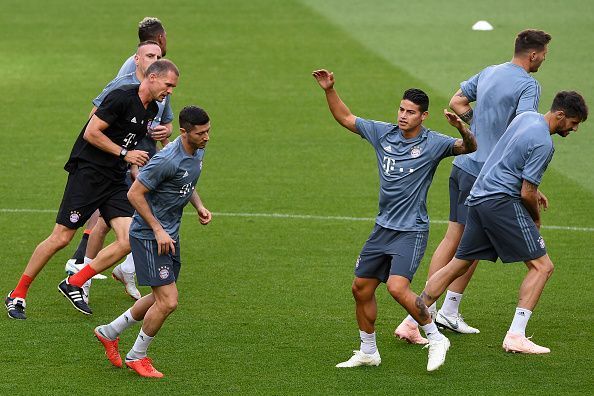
[94,106,212,378]
[312,69,477,372]
[396,29,552,342]
[417,91,587,361]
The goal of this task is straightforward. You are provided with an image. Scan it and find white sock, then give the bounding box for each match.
[440,290,463,316]
[405,315,418,326]
[359,330,377,354]
[84,256,93,265]
[508,307,532,336]
[102,308,139,340]
[120,253,136,274]
[421,322,445,341]
[127,328,154,360]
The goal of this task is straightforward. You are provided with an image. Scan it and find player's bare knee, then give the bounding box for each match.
[386,279,407,301]
[159,297,178,313]
[49,231,74,250]
[351,281,372,301]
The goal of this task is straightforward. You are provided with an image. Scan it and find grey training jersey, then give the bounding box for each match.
[453,62,541,177]
[130,137,205,240]
[356,117,457,231]
[117,55,136,77]
[467,112,554,206]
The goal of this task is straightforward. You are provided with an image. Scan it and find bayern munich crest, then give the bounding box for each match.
[410,146,422,158]
[158,266,170,280]
[69,211,81,224]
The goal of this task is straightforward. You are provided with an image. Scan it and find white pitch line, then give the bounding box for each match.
[1,208,593,232]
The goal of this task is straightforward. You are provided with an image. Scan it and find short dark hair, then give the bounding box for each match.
[145,59,179,77]
[137,40,159,49]
[179,106,210,131]
[551,91,588,122]
[514,29,551,55]
[138,17,165,42]
[402,88,429,112]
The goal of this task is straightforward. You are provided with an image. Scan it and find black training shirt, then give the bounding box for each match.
[64,84,159,181]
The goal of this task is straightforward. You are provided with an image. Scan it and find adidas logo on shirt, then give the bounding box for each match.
[384,145,392,152]
[130,117,137,123]
[183,170,189,178]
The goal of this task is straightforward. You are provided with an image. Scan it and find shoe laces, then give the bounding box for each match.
[12,297,26,308]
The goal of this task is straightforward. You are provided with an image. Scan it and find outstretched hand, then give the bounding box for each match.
[443,109,464,130]
[312,69,335,91]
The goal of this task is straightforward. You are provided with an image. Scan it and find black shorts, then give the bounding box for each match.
[56,166,134,229]
[448,166,477,225]
[130,235,181,286]
[455,199,547,263]
[355,224,428,282]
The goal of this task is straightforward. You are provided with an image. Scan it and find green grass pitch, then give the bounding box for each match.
[0,0,593,394]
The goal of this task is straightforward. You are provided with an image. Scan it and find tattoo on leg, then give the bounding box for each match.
[420,291,434,304]
[415,296,430,322]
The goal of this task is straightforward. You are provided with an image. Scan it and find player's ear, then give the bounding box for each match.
[555,110,565,121]
[179,127,187,135]
[421,111,428,121]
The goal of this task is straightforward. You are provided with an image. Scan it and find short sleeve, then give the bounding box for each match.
[137,155,176,191]
[459,71,481,102]
[355,117,391,147]
[93,78,119,107]
[430,132,457,160]
[94,89,126,125]
[116,56,136,78]
[522,142,554,186]
[161,96,174,124]
[516,80,541,115]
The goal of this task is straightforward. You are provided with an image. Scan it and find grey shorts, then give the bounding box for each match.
[355,224,428,282]
[455,199,547,263]
[448,166,477,225]
[130,235,181,286]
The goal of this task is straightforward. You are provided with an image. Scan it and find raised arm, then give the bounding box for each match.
[312,69,358,133]
[521,179,541,229]
[449,89,474,124]
[444,110,477,155]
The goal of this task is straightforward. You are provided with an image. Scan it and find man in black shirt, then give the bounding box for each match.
[5,59,179,320]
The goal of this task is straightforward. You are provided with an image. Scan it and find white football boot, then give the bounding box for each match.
[336,350,381,368]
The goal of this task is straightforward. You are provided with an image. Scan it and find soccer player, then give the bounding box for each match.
[417,91,587,361]
[4,59,179,320]
[65,17,171,300]
[312,69,477,371]
[94,106,212,378]
[395,29,552,342]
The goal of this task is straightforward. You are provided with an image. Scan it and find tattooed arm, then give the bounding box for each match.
[521,179,541,228]
[444,110,477,155]
[449,89,473,124]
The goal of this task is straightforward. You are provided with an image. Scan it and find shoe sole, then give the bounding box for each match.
[111,273,141,301]
[395,334,428,345]
[502,344,550,354]
[6,310,26,320]
[125,363,164,378]
[57,285,92,315]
